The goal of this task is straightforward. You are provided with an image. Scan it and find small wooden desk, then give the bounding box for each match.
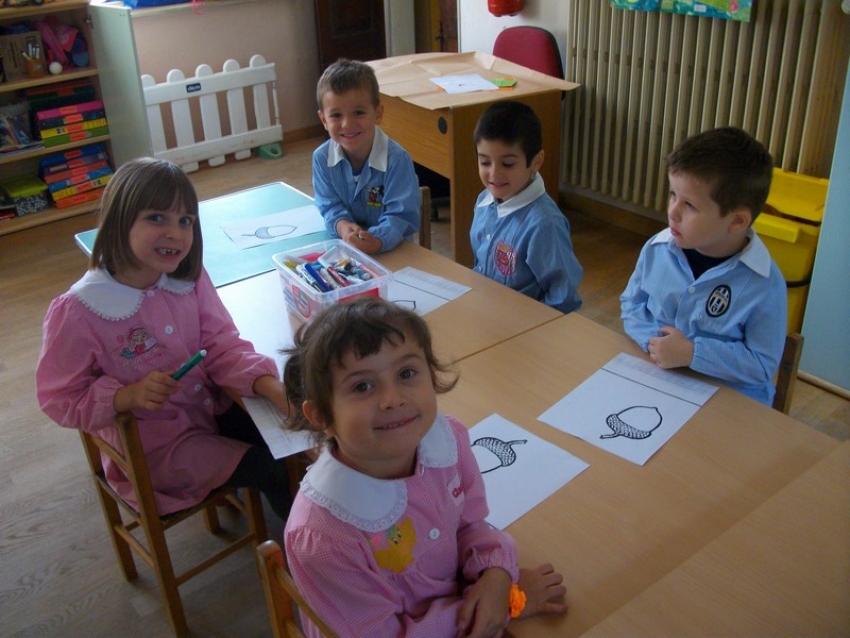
[219,240,562,371]
[370,53,577,267]
[436,313,840,637]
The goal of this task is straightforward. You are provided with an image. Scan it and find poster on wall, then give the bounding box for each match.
[609,0,752,23]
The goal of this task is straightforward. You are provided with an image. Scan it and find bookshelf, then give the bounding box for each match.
[0,0,111,236]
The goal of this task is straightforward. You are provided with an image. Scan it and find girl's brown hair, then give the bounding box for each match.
[90,157,202,281]
[283,297,457,444]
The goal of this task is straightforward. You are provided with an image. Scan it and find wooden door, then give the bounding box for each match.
[315,0,387,70]
[437,0,458,52]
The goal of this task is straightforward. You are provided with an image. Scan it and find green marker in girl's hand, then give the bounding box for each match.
[172,349,207,380]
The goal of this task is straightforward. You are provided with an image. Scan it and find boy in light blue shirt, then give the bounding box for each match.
[312,59,420,254]
[620,127,787,405]
[470,101,583,313]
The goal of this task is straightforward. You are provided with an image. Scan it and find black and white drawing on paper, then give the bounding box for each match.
[538,353,718,466]
[469,414,588,530]
[222,204,326,249]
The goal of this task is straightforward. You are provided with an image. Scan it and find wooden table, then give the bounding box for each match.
[436,313,841,637]
[583,440,850,637]
[370,52,576,267]
[219,240,561,371]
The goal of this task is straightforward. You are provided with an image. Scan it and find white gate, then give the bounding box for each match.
[141,54,282,173]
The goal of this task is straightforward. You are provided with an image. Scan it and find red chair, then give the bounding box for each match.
[493,26,564,79]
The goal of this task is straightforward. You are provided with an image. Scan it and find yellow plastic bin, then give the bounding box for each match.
[754,168,828,333]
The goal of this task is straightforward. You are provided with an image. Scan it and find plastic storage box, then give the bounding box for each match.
[272,239,391,322]
[0,175,49,216]
[754,167,828,333]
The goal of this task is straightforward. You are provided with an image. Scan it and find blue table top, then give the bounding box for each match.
[75,182,330,287]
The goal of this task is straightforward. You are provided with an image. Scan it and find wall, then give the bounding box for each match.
[132,0,321,136]
[800,63,850,393]
[457,0,568,68]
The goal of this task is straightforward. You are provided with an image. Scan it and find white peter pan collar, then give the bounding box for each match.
[71,268,195,321]
[654,227,773,278]
[301,413,458,533]
[477,172,546,218]
[327,126,390,172]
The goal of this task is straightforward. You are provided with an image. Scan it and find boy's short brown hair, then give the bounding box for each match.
[666,127,773,220]
[316,59,381,110]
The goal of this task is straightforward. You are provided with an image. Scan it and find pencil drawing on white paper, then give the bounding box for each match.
[471,436,527,473]
[601,405,662,440]
[242,224,297,239]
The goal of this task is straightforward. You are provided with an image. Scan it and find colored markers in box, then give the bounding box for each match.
[284,250,377,293]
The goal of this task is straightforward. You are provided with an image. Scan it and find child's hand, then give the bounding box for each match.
[114,371,180,412]
[253,374,289,418]
[515,563,568,620]
[648,326,695,369]
[456,567,511,638]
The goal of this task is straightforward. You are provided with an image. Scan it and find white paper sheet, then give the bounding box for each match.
[538,353,719,466]
[243,396,316,459]
[429,74,499,94]
[468,414,589,530]
[222,205,326,249]
[387,267,471,315]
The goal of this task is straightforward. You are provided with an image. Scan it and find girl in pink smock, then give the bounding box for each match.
[282,297,568,637]
[36,158,292,520]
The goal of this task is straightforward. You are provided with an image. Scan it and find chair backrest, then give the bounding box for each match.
[773,332,804,414]
[419,185,432,249]
[257,540,339,638]
[493,26,564,79]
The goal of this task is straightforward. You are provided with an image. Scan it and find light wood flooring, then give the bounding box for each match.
[1,138,847,638]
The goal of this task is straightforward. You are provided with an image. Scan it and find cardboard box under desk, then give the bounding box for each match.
[0,31,43,81]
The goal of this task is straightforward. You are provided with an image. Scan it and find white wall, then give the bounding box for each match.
[800,62,850,392]
[385,0,416,56]
[457,0,569,68]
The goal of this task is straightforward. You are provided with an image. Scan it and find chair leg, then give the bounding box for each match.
[93,482,138,581]
[143,520,189,637]
[244,487,269,544]
[202,502,223,534]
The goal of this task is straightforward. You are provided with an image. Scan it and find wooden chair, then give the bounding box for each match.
[773,332,804,414]
[79,411,269,637]
[257,539,339,638]
[418,185,432,249]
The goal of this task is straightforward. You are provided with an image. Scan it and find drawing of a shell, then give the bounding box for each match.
[472,437,527,473]
[601,406,662,440]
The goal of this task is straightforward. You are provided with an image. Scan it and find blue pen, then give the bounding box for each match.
[303,262,332,292]
[172,349,207,380]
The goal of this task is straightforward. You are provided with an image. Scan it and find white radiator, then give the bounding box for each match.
[142,54,282,174]
[562,0,850,216]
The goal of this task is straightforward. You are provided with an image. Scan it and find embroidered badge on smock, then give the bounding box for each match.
[371,518,416,573]
[366,185,384,207]
[494,241,517,276]
[119,325,158,359]
[706,284,732,317]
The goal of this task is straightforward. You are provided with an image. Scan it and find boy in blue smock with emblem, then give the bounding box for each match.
[470,100,583,313]
[620,127,787,406]
[312,59,420,254]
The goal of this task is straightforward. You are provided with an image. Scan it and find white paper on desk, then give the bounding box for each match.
[469,414,589,530]
[243,396,315,459]
[429,74,499,94]
[221,205,326,249]
[388,267,471,315]
[538,353,718,466]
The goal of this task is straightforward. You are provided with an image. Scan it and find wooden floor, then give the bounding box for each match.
[2,139,847,638]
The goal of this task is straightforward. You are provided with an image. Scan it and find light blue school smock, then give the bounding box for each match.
[470,173,583,314]
[620,228,787,405]
[312,127,420,253]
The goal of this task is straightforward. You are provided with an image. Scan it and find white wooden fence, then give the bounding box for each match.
[141,54,282,173]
